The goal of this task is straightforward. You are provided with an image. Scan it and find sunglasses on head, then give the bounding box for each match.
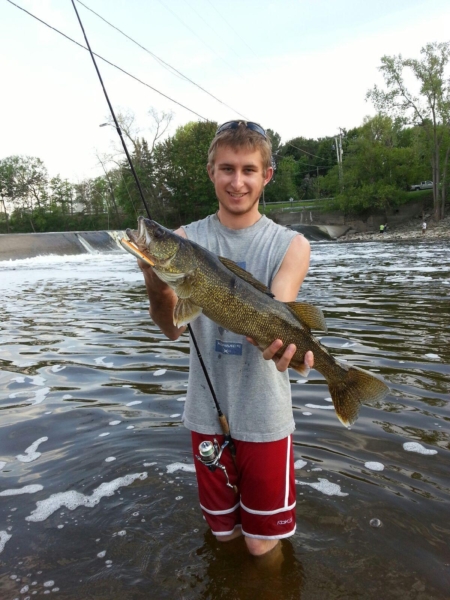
[215,120,267,139]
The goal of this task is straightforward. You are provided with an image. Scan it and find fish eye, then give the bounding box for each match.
[154,227,165,239]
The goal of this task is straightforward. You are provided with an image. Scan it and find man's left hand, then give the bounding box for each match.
[246,338,314,374]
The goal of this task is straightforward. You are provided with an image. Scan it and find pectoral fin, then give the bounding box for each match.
[174,298,202,327]
[173,272,197,299]
[285,302,328,332]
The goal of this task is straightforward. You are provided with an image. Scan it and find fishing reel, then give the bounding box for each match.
[196,439,237,493]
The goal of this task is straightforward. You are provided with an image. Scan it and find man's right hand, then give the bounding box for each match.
[137,259,185,340]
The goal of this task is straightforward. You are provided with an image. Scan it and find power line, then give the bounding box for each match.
[76,0,248,120]
[204,0,259,58]
[7,0,333,167]
[157,0,245,80]
[182,0,245,63]
[6,0,208,121]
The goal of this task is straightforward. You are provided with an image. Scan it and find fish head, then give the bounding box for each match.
[126,218,195,277]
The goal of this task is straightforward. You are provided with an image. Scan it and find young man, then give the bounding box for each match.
[139,121,313,558]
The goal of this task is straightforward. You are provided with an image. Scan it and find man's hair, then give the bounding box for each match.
[207,122,272,174]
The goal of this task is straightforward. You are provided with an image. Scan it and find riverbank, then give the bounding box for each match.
[338,214,450,242]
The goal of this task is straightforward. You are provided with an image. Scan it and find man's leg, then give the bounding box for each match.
[238,435,296,556]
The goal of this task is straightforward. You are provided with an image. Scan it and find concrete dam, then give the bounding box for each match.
[0,231,127,261]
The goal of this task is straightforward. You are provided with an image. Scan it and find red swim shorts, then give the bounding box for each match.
[191,432,296,540]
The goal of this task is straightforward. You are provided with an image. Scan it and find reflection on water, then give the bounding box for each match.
[0,241,449,599]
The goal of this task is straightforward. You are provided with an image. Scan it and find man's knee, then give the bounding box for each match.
[245,537,279,556]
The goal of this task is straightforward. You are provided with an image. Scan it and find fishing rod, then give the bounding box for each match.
[70,0,237,487]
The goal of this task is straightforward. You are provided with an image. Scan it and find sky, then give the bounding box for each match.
[1,0,450,182]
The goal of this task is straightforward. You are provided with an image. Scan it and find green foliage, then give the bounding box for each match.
[152,121,218,225]
[367,41,450,219]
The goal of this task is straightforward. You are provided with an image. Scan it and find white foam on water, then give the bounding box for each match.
[62,394,73,400]
[153,369,167,377]
[166,462,196,474]
[0,484,44,496]
[305,404,334,410]
[170,414,181,418]
[403,442,437,455]
[127,426,135,430]
[294,460,307,470]
[26,472,148,522]
[364,462,385,471]
[12,376,26,383]
[105,457,116,462]
[126,401,142,407]
[0,461,7,470]
[324,397,333,402]
[303,412,312,416]
[296,478,348,497]
[98,433,110,437]
[425,353,440,360]
[143,462,156,467]
[116,530,126,536]
[32,387,50,405]
[51,365,66,373]
[177,397,186,402]
[43,580,55,587]
[109,421,121,426]
[97,550,106,558]
[17,437,48,463]
[296,378,307,384]
[94,357,114,368]
[0,531,12,554]
[122,384,132,388]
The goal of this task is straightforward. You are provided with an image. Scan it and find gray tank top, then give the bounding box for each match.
[182,214,299,442]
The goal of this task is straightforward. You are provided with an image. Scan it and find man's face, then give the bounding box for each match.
[207,145,273,218]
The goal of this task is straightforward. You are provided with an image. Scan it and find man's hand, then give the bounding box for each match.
[246,338,314,374]
[137,259,185,341]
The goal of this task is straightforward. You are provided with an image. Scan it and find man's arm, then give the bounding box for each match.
[139,227,187,341]
[247,234,314,371]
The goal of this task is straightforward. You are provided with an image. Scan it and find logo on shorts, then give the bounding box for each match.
[277,517,293,525]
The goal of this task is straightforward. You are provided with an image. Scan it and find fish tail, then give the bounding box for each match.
[327,364,389,427]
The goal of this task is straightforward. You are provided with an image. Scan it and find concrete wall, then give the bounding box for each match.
[272,197,432,233]
[0,231,125,261]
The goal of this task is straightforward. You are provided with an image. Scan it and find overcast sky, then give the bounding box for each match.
[2,0,449,182]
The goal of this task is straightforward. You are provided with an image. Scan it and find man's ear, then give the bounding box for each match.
[207,163,215,182]
[264,166,274,186]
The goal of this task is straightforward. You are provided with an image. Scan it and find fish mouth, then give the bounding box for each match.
[126,217,152,253]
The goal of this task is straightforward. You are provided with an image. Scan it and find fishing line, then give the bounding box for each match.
[69,0,237,468]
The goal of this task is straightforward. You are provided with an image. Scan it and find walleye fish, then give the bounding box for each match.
[121,217,389,427]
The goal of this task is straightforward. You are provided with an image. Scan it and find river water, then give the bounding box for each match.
[0,239,449,600]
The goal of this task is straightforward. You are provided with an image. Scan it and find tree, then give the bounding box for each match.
[101,108,174,224]
[0,156,49,232]
[328,115,419,214]
[367,41,450,219]
[265,155,298,203]
[152,121,218,225]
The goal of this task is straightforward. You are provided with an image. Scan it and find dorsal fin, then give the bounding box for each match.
[285,302,328,332]
[218,257,274,297]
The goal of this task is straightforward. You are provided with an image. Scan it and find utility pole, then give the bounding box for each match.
[334,128,344,190]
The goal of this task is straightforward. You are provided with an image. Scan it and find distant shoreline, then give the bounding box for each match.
[337,215,450,243]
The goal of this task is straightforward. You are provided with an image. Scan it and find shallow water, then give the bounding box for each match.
[0,240,449,599]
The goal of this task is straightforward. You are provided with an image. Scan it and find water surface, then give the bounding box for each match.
[0,240,449,599]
